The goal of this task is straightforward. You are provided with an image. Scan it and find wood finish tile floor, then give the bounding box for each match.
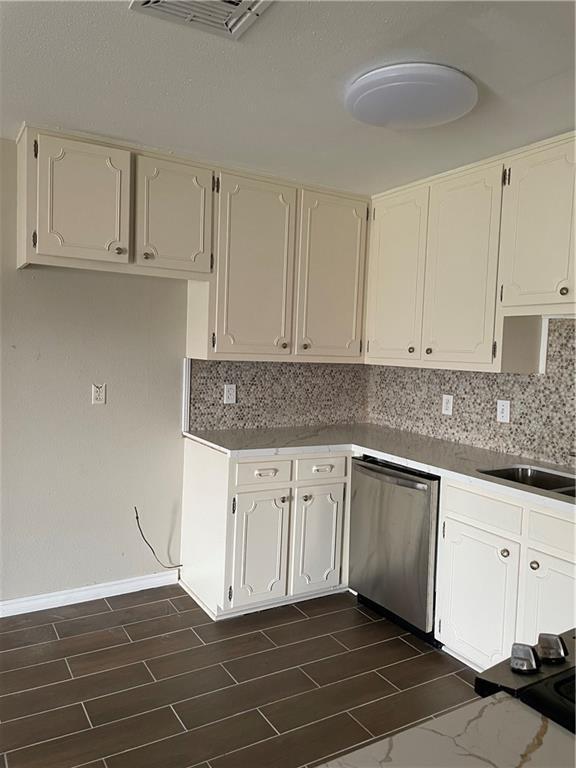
[0,586,479,768]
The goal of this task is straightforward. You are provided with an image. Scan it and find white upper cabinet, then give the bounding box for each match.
[499,141,575,308]
[295,191,366,358]
[135,156,212,273]
[215,173,296,356]
[366,187,428,361]
[36,134,131,262]
[422,166,502,365]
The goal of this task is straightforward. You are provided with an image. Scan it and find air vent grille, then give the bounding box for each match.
[130,0,272,39]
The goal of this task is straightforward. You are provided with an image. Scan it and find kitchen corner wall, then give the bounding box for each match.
[189,319,576,466]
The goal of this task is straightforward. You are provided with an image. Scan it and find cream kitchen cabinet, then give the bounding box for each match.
[135,156,212,273]
[366,187,428,362]
[290,483,344,595]
[499,140,575,312]
[214,172,297,356]
[421,165,502,366]
[295,191,367,358]
[36,134,131,263]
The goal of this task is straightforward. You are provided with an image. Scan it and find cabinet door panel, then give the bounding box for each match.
[500,142,575,307]
[37,135,131,262]
[366,187,428,361]
[232,489,289,608]
[216,173,296,355]
[516,549,576,645]
[296,191,366,358]
[422,166,502,364]
[135,156,212,272]
[290,484,344,595]
[438,518,519,670]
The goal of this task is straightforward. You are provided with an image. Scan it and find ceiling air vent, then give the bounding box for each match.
[129,0,272,39]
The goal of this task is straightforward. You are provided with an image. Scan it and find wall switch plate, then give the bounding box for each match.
[497,399,511,423]
[442,394,453,416]
[91,383,106,405]
[223,383,237,404]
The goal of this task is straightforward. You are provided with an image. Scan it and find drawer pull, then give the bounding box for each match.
[302,494,312,502]
[280,496,288,504]
[255,468,278,478]
[312,464,334,474]
[500,548,510,558]
[530,560,540,571]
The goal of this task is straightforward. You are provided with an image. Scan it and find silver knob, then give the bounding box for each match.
[408,346,415,353]
[303,494,312,502]
[530,560,540,570]
[500,548,510,558]
[302,343,310,350]
[425,347,432,355]
[280,496,288,504]
[559,286,569,296]
[143,252,154,260]
[115,246,125,255]
[281,342,288,349]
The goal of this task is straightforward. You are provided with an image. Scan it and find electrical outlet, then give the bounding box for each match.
[497,399,510,423]
[442,394,453,416]
[91,383,106,405]
[223,383,236,404]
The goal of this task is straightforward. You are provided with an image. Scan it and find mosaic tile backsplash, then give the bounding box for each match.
[189,319,575,466]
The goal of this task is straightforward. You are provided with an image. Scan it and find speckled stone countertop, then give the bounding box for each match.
[316,692,574,767]
[183,422,576,506]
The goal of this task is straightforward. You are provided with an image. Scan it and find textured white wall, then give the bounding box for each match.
[0,139,187,601]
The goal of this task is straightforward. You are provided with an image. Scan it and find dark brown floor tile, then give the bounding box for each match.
[0,703,89,753]
[296,593,357,618]
[304,637,419,686]
[379,650,464,690]
[170,595,200,613]
[332,619,405,650]
[351,674,477,737]
[400,633,435,653]
[124,608,210,641]
[0,625,58,653]
[106,710,274,768]
[106,585,185,611]
[68,629,202,677]
[194,605,304,644]
[0,627,129,673]
[265,609,371,647]
[456,667,478,687]
[175,668,314,730]
[211,712,369,768]
[86,664,234,726]
[224,635,344,683]
[0,660,70,696]
[355,603,385,621]
[0,662,152,722]
[262,670,395,733]
[54,600,176,639]
[0,600,110,634]
[148,631,273,680]
[7,707,183,768]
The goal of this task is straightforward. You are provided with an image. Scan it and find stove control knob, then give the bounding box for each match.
[510,642,541,674]
[537,633,568,664]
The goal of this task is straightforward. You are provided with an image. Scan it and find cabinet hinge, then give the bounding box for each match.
[211,332,216,350]
[228,586,233,602]
[502,167,512,187]
[372,208,376,221]
[442,520,446,539]
[210,253,214,272]
[359,339,363,353]
[492,340,497,359]
[366,340,370,354]
[366,207,370,222]
[501,166,507,186]
[33,139,38,159]
[212,175,220,194]
[32,230,37,248]
[500,284,504,302]
[232,497,236,515]
[438,618,442,633]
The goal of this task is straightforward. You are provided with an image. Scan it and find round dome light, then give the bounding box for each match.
[345,63,478,129]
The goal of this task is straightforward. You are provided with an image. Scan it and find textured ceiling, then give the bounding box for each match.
[0,1,574,194]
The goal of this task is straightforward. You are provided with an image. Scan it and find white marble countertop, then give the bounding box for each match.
[317,693,574,767]
[183,422,575,507]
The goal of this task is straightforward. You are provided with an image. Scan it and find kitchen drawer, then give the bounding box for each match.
[528,509,576,559]
[443,484,523,535]
[236,459,292,487]
[296,456,346,482]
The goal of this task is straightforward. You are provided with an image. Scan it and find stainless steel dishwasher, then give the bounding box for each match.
[350,457,440,635]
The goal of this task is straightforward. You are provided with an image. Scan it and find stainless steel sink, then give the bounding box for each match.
[479,465,576,493]
[557,487,576,498]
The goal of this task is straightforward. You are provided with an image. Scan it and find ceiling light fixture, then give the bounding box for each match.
[345,63,478,129]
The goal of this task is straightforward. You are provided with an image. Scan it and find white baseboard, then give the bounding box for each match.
[0,570,179,618]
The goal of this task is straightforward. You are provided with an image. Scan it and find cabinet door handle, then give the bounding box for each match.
[302,343,310,350]
[425,348,432,355]
[408,346,415,353]
[312,464,333,474]
[255,468,278,478]
[115,246,126,255]
[143,252,155,260]
[559,286,569,296]
[281,342,288,349]
[500,548,510,558]
[530,560,540,570]
[280,496,288,504]
[302,494,312,502]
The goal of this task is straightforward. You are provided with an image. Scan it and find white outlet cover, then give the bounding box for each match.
[91,383,106,405]
[223,383,237,404]
[442,394,453,416]
[497,399,511,423]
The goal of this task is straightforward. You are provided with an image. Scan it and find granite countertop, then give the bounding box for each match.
[316,692,574,767]
[184,422,575,505]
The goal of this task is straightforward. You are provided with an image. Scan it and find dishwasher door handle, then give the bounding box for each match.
[353,461,430,492]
